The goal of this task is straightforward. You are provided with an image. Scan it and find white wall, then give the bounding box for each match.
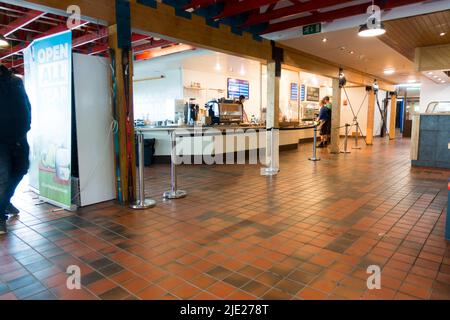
[73,54,116,206]
[182,66,262,119]
[340,87,391,137]
[280,69,299,121]
[420,77,450,113]
[133,68,183,122]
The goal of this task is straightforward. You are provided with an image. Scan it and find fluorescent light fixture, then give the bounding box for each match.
[397,83,421,88]
[383,68,395,75]
[358,23,386,37]
[0,35,9,48]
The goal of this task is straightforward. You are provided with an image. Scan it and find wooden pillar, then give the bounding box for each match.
[263,61,280,174]
[108,24,136,204]
[389,93,397,140]
[366,89,376,145]
[330,78,341,154]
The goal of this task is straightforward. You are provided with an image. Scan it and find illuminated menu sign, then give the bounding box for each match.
[227,78,249,99]
[290,83,299,101]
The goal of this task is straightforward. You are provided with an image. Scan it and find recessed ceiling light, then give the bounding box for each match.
[427,72,433,75]
[384,68,395,75]
[349,50,355,54]
[440,32,446,36]
[438,78,442,81]
[441,80,446,83]
[433,75,438,78]
[322,38,327,43]
[408,79,416,83]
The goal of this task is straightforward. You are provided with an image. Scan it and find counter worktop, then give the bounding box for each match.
[135,124,315,132]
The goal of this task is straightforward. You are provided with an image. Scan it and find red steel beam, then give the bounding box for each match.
[0,9,46,37]
[214,0,279,20]
[72,28,108,48]
[241,0,355,28]
[0,21,89,61]
[79,34,159,56]
[133,39,174,54]
[184,0,224,11]
[262,0,426,34]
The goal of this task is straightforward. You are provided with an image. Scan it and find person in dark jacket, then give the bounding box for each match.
[317,97,331,148]
[0,64,31,234]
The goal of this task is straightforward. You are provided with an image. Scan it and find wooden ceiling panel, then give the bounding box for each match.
[379,10,450,61]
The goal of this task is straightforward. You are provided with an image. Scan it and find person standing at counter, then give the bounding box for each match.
[238,95,250,123]
[317,97,331,148]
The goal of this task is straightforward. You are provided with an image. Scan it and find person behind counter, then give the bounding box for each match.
[317,97,331,148]
[238,95,250,123]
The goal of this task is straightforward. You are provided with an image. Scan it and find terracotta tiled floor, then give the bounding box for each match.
[1,138,449,300]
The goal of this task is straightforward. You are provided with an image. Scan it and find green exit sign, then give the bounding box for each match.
[303,23,322,35]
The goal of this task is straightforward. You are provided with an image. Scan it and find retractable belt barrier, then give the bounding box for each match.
[130,131,156,210]
[163,130,188,200]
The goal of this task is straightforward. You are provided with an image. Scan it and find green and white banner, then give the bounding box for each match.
[24,31,73,209]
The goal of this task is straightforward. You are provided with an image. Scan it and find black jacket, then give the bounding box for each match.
[0,66,31,144]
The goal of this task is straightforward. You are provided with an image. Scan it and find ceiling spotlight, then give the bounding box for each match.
[322,38,328,43]
[440,32,446,36]
[349,50,355,54]
[358,22,386,37]
[438,78,442,81]
[384,68,395,75]
[433,75,438,78]
[0,35,9,49]
[427,72,433,75]
[441,80,446,83]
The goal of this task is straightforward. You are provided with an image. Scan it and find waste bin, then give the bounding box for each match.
[135,138,155,167]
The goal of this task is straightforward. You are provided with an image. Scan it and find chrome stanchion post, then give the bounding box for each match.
[352,119,362,150]
[261,128,280,176]
[164,130,187,199]
[341,124,351,154]
[130,130,156,209]
[309,125,321,162]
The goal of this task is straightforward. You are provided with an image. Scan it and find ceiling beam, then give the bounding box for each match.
[0,20,89,61]
[0,9,46,37]
[78,33,158,56]
[133,39,173,54]
[214,0,279,20]
[184,0,223,11]
[241,0,355,28]
[262,0,426,34]
[72,28,108,48]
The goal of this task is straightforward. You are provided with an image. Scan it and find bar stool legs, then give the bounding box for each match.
[130,131,156,210]
[164,131,187,199]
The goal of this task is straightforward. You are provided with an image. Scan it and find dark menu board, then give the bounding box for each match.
[290,83,299,101]
[227,78,249,99]
[306,86,320,102]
